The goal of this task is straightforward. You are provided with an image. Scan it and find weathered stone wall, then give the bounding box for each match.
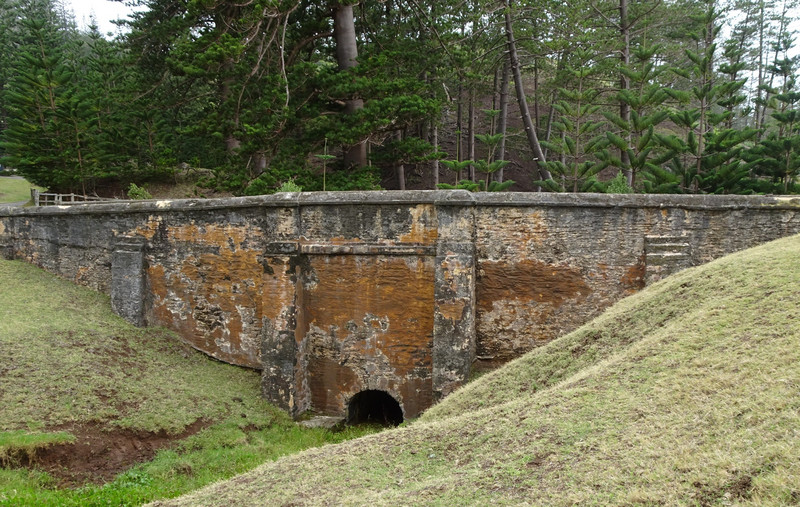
[472,193,800,365]
[258,192,475,419]
[2,191,799,419]
[0,198,277,368]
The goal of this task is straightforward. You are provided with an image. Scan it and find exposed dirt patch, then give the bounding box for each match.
[569,331,602,358]
[693,473,754,506]
[12,419,210,487]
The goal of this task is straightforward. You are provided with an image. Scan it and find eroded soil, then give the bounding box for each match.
[9,420,209,487]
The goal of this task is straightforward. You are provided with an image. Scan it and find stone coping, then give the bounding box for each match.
[2,191,800,217]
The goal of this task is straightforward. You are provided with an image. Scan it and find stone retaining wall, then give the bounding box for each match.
[2,191,799,419]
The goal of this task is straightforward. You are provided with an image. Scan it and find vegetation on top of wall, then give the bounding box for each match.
[156,234,800,505]
[127,183,153,200]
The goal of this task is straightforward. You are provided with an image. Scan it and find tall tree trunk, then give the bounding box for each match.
[468,87,476,181]
[755,0,766,137]
[761,0,790,134]
[395,130,406,190]
[495,57,510,183]
[503,0,551,181]
[619,0,632,186]
[333,3,367,168]
[491,67,499,136]
[456,82,463,164]
[432,121,440,188]
[543,51,566,160]
[220,58,241,155]
[533,57,540,137]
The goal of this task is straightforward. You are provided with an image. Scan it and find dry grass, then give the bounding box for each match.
[154,234,800,506]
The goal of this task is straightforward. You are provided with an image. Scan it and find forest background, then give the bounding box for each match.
[0,0,799,197]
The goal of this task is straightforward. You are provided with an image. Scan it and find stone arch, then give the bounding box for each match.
[346,390,404,426]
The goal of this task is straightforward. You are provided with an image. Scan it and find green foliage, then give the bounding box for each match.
[437,179,515,192]
[0,1,90,192]
[606,171,634,194]
[745,56,800,193]
[127,183,153,200]
[540,49,607,192]
[599,45,671,189]
[325,166,382,191]
[276,179,302,192]
[0,0,799,196]
[645,3,759,195]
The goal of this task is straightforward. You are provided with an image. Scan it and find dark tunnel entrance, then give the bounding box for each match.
[346,390,404,427]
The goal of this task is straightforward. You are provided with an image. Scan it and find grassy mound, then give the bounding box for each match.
[155,234,800,506]
[0,260,374,505]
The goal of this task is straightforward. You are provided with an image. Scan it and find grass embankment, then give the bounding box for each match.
[0,260,374,506]
[0,176,43,205]
[158,235,800,506]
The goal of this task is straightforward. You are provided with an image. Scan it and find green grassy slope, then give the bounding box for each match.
[0,176,42,204]
[0,260,374,505]
[0,259,271,434]
[156,235,800,506]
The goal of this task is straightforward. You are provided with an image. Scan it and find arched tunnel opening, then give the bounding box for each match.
[346,390,404,427]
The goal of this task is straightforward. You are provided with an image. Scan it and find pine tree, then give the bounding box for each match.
[747,56,800,192]
[653,2,758,194]
[538,48,606,192]
[0,0,90,191]
[601,44,670,190]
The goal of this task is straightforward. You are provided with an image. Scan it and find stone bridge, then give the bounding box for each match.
[2,191,799,423]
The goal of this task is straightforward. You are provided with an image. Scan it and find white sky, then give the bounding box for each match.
[64,0,137,36]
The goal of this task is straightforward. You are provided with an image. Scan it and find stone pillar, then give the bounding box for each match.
[260,242,301,414]
[111,236,147,327]
[432,195,476,401]
[0,216,13,260]
[261,202,303,415]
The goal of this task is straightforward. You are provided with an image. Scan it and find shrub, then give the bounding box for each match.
[606,171,634,194]
[277,179,303,192]
[127,183,153,200]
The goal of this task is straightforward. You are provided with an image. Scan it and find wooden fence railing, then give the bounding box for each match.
[31,189,111,207]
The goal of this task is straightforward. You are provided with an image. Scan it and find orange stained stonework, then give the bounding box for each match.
[478,209,549,250]
[298,254,435,416]
[145,222,264,368]
[620,256,646,292]
[131,217,162,240]
[397,204,438,245]
[261,256,297,323]
[477,259,592,312]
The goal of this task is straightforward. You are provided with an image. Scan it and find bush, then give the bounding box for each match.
[606,171,634,194]
[127,183,153,200]
[277,179,303,192]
